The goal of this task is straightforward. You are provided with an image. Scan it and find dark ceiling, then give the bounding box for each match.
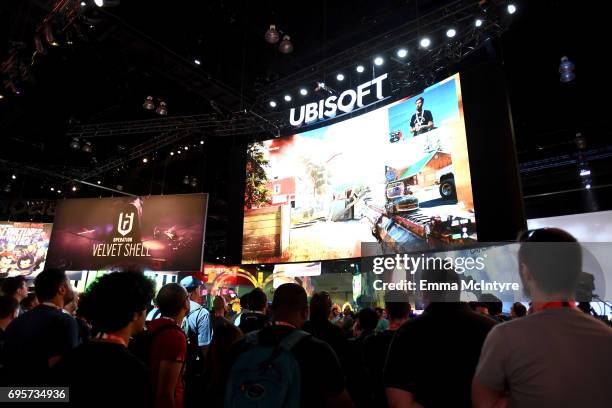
[0,0,608,261]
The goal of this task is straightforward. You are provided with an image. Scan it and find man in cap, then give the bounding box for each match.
[179,275,212,408]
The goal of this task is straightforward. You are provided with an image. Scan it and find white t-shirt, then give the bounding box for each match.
[475,307,612,408]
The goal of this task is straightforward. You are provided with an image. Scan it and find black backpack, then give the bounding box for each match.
[129,322,184,366]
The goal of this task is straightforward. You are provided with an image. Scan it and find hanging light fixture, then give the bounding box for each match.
[156,101,168,115]
[265,25,280,44]
[143,96,155,110]
[559,56,576,83]
[278,35,293,54]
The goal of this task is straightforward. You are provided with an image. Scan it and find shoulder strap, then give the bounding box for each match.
[279,329,310,352]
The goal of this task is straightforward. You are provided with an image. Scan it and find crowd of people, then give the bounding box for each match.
[0,227,612,408]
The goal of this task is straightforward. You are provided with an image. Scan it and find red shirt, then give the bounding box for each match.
[148,318,187,408]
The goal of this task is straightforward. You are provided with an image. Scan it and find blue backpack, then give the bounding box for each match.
[225,329,310,408]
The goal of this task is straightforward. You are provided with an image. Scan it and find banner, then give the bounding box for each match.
[0,222,52,277]
[47,194,207,271]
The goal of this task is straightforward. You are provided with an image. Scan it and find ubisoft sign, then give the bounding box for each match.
[289,73,388,127]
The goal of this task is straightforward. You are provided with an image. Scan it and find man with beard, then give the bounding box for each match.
[409,97,434,136]
[3,268,80,385]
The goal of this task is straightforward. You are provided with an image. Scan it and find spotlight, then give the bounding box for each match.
[69,138,81,150]
[142,157,148,163]
[177,150,182,154]
[580,169,591,177]
[170,152,174,156]
[278,35,293,54]
[507,4,517,14]
[57,190,61,194]
[193,59,201,65]
[297,88,307,96]
[200,140,204,145]
[420,38,431,48]
[586,184,591,189]
[11,174,16,180]
[156,101,168,115]
[50,187,55,191]
[475,18,484,27]
[184,146,189,151]
[72,186,77,192]
[374,56,384,66]
[82,141,92,153]
[97,180,101,184]
[190,178,198,187]
[397,48,408,58]
[0,94,4,100]
[446,28,457,38]
[284,95,292,102]
[264,25,280,44]
[269,100,277,108]
[80,1,86,6]
[356,65,365,73]
[559,56,576,83]
[143,96,155,110]
[183,175,190,185]
[336,73,344,81]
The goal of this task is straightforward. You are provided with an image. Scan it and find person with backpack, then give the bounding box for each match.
[52,271,155,407]
[147,283,189,408]
[225,283,354,408]
[178,276,212,407]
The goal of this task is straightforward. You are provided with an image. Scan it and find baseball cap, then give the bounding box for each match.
[180,276,204,290]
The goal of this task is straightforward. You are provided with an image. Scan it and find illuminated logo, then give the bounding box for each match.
[117,212,134,236]
[289,73,388,127]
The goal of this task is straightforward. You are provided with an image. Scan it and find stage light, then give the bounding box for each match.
[475,18,484,27]
[82,141,92,153]
[278,36,293,54]
[177,150,182,154]
[0,94,4,100]
[57,190,61,194]
[143,96,155,110]
[184,146,189,150]
[183,175,190,185]
[97,180,101,184]
[374,56,384,66]
[156,101,168,115]
[586,184,591,189]
[190,178,198,187]
[80,1,86,6]
[356,65,365,73]
[193,59,201,65]
[446,28,457,38]
[142,157,148,163]
[336,73,344,81]
[170,151,174,156]
[507,4,517,14]
[94,0,103,6]
[420,37,431,48]
[284,94,292,102]
[559,56,576,83]
[50,187,55,191]
[265,25,280,44]
[69,138,81,150]
[200,140,204,145]
[580,169,591,177]
[397,48,408,58]
[299,88,308,96]
[269,100,277,108]
[72,186,77,192]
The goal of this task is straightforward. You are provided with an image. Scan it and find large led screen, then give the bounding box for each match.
[243,74,475,263]
[47,194,207,271]
[0,222,52,277]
